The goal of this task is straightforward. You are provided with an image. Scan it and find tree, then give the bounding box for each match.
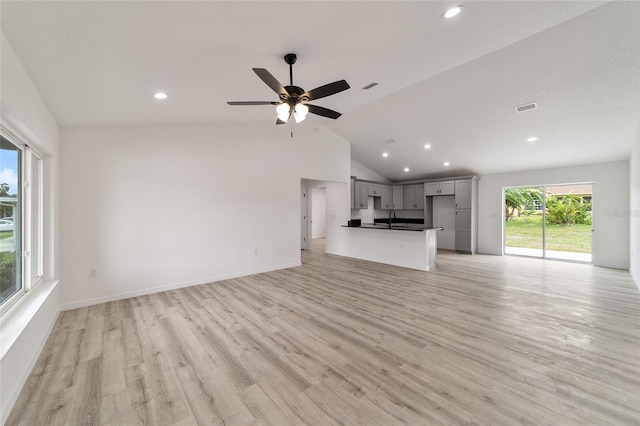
[0,183,9,197]
[505,188,543,221]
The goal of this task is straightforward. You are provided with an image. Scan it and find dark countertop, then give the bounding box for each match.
[342,223,444,232]
[373,218,424,225]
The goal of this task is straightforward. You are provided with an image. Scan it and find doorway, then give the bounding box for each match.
[504,183,593,262]
[311,188,327,240]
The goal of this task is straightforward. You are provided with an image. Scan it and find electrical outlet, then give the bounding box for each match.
[89,269,97,278]
[252,248,258,256]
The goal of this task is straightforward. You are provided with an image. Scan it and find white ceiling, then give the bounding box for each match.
[1,1,638,181]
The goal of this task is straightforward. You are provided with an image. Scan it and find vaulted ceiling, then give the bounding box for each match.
[2,1,638,181]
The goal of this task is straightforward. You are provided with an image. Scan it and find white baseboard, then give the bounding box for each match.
[631,267,640,291]
[60,262,301,311]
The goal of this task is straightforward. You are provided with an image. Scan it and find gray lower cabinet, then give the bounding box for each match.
[403,184,424,209]
[455,209,472,253]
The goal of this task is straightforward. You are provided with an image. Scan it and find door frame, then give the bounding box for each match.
[301,188,309,250]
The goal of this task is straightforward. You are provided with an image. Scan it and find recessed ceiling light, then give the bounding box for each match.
[154,92,168,100]
[404,167,410,172]
[444,162,450,166]
[527,136,538,142]
[424,144,431,149]
[382,152,389,157]
[442,5,464,19]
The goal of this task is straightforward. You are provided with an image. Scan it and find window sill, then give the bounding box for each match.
[0,279,59,360]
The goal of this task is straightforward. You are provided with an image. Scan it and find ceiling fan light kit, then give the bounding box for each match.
[227,53,350,126]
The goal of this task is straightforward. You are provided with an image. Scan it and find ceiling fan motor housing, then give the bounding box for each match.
[282,85,307,103]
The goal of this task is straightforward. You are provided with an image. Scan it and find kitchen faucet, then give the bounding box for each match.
[388,210,396,227]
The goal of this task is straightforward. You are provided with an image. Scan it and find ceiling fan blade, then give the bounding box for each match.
[276,118,286,125]
[253,68,289,98]
[302,80,350,101]
[307,104,342,119]
[227,101,279,105]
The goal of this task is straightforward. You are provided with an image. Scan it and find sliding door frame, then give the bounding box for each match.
[503,182,594,262]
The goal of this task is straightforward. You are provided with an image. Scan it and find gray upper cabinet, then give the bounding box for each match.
[380,185,393,209]
[350,177,356,209]
[403,184,425,209]
[368,183,382,197]
[416,184,425,209]
[354,181,368,209]
[392,185,404,209]
[455,180,471,209]
[425,180,455,196]
[352,180,394,209]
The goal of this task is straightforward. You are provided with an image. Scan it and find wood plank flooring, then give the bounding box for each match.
[7,239,640,425]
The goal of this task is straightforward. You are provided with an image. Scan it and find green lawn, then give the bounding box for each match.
[0,231,12,241]
[505,214,592,253]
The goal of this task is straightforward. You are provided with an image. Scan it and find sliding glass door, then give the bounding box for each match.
[543,184,592,262]
[504,186,544,257]
[504,184,592,262]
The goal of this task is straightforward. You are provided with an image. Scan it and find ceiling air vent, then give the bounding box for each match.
[515,102,537,113]
[362,82,378,90]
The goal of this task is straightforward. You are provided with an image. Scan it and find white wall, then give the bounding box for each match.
[630,119,640,288]
[311,188,326,238]
[0,33,61,423]
[478,161,630,269]
[60,124,350,308]
[351,159,391,183]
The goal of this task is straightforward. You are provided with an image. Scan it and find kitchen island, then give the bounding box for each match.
[341,224,443,271]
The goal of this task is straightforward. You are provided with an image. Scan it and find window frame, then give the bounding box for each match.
[0,123,44,313]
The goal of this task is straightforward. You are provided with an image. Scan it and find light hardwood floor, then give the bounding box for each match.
[7,239,640,425]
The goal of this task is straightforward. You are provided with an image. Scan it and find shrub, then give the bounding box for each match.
[0,250,17,294]
[546,194,591,226]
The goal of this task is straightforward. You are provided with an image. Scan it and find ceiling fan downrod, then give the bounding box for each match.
[284,53,297,86]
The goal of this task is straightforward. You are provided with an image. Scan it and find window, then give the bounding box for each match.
[0,130,43,309]
[0,136,22,305]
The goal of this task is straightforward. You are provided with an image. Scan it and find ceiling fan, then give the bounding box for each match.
[227,53,350,125]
